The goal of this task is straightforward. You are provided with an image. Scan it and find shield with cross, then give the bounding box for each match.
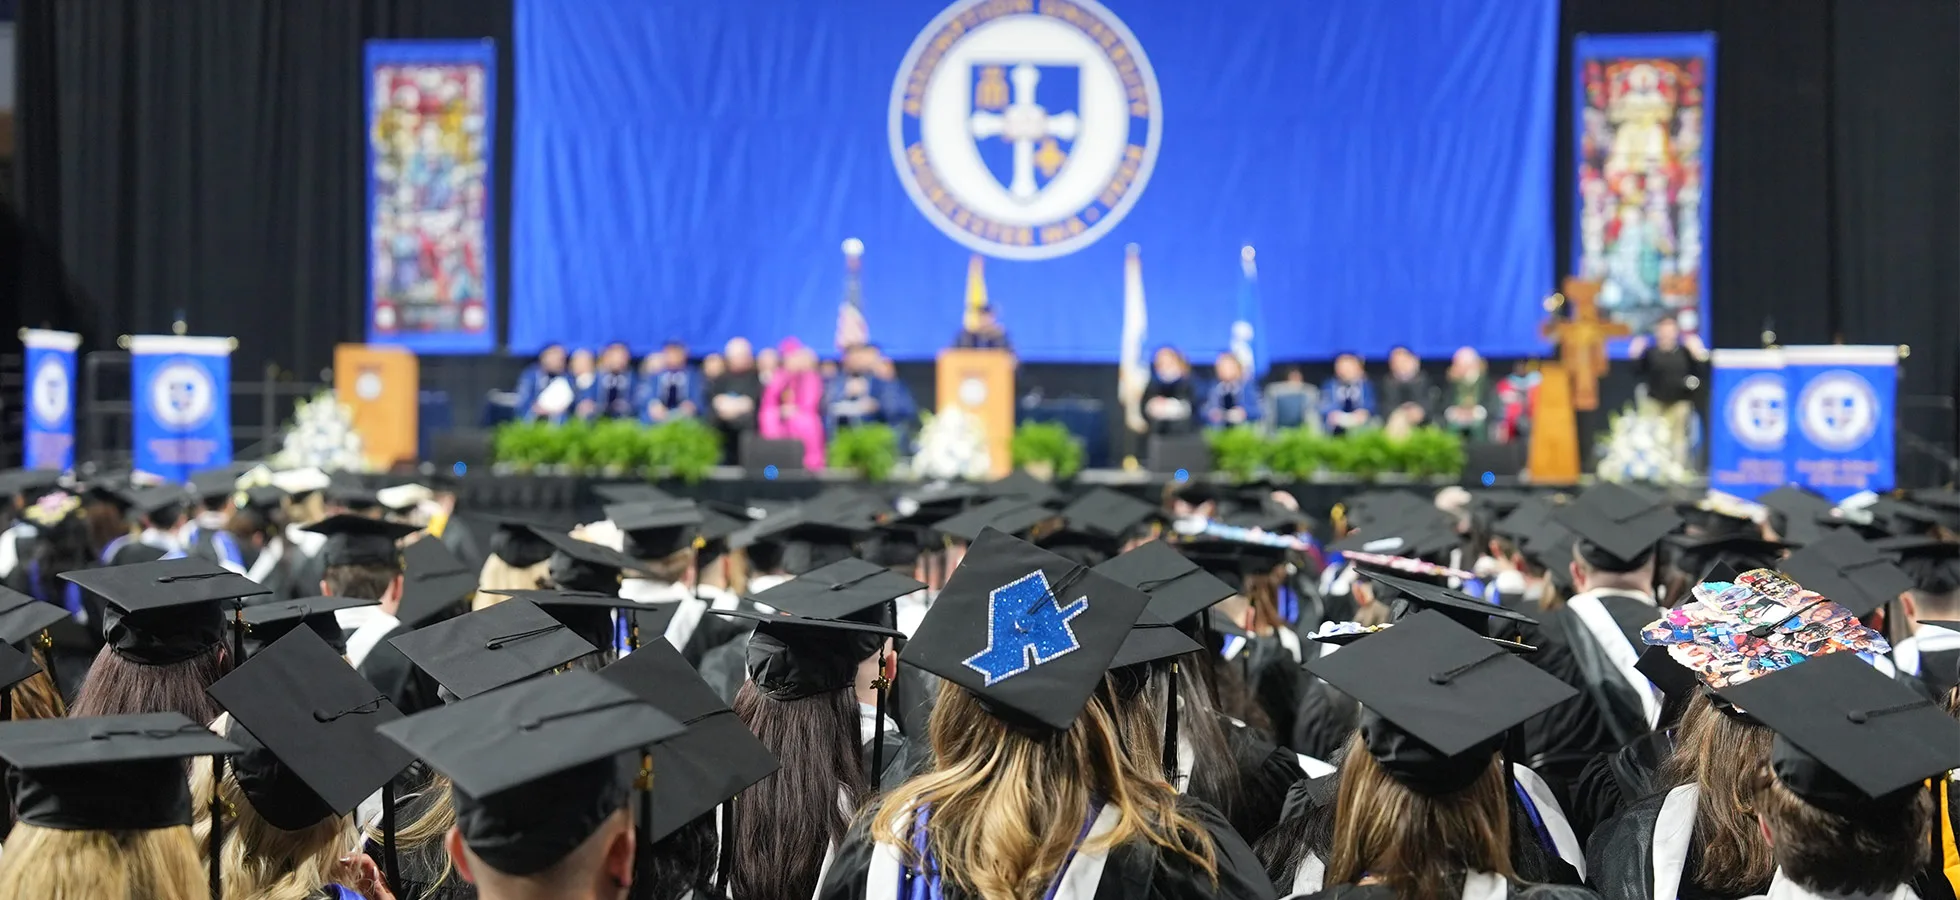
[967,63,1081,203]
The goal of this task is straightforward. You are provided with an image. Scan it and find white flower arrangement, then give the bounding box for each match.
[271,391,368,473]
[1595,402,1694,485]
[907,408,991,481]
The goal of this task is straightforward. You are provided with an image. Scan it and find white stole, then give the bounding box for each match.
[344,612,402,669]
[1895,624,1960,677]
[245,535,284,584]
[1746,868,1918,900]
[1511,763,1585,879]
[1565,589,1663,727]
[1653,784,1700,900]
[863,804,1118,900]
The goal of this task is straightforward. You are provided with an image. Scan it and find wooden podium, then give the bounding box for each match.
[334,344,419,471]
[936,349,1016,479]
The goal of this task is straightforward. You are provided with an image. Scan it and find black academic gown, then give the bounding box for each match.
[1584,786,1764,900]
[1510,605,1645,791]
[1219,718,1307,847]
[1292,881,1601,900]
[1563,730,1673,847]
[816,796,1276,900]
[1241,633,1307,755]
[358,623,442,716]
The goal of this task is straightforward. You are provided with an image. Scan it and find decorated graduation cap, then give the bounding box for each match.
[377,670,687,876]
[533,527,646,593]
[902,527,1151,731]
[387,598,599,701]
[1328,509,1460,563]
[933,497,1058,543]
[0,585,74,647]
[1092,540,1236,626]
[240,595,376,656]
[1891,539,1960,597]
[1304,610,1577,794]
[304,514,419,569]
[1640,567,1889,690]
[60,557,271,665]
[397,536,479,628]
[1775,531,1915,619]
[605,500,704,560]
[1554,482,1684,571]
[1718,650,1960,815]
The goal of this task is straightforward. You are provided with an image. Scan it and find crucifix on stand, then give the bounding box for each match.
[1528,277,1629,483]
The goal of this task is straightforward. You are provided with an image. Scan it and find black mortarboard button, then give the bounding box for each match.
[1775,531,1915,619]
[934,497,1058,543]
[1554,483,1684,568]
[986,470,1063,505]
[482,589,649,653]
[1889,540,1960,597]
[376,670,687,876]
[483,515,557,568]
[1060,488,1161,540]
[1355,568,1537,632]
[396,537,479,628]
[1092,541,1236,625]
[0,585,74,646]
[606,500,705,560]
[0,712,242,831]
[590,483,674,506]
[1304,611,1577,794]
[901,527,1150,731]
[60,558,271,664]
[240,596,376,656]
[600,644,779,844]
[387,598,598,700]
[1718,651,1960,814]
[304,514,419,569]
[207,628,416,830]
[533,528,646,594]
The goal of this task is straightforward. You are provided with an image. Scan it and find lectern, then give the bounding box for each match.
[335,344,420,470]
[936,348,1016,479]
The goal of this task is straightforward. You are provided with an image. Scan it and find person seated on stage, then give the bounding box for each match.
[566,348,601,421]
[515,343,568,423]
[1143,346,1199,435]
[871,349,918,428]
[1629,317,1708,467]
[635,340,701,423]
[1378,344,1436,430]
[824,343,889,431]
[1202,352,1263,428]
[595,341,636,419]
[1320,352,1377,435]
[1443,346,1496,440]
[760,338,827,470]
[952,304,1012,350]
[708,337,763,455]
[755,344,781,386]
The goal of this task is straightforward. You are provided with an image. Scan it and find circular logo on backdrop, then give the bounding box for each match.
[890,0,1162,260]
[1796,369,1879,452]
[150,360,218,432]
[30,358,70,427]
[1725,373,1787,452]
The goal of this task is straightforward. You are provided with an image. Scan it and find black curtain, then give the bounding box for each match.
[8,0,512,383]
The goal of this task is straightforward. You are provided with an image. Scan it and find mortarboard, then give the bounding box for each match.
[1665,533,1792,583]
[726,559,921,710]
[482,588,654,654]
[235,485,288,514]
[268,467,332,497]
[0,585,74,647]
[396,536,479,627]
[207,628,415,830]
[901,527,1151,731]
[1328,514,1460,562]
[590,483,674,506]
[304,514,419,568]
[605,500,705,560]
[387,598,599,700]
[532,527,646,593]
[1775,531,1915,619]
[376,670,687,875]
[481,514,558,568]
[1554,483,1684,570]
[60,557,270,664]
[1718,650,1960,814]
[1178,538,1290,596]
[239,596,375,656]
[125,484,191,519]
[1355,567,1536,633]
[0,712,242,831]
[986,470,1063,505]
[1491,497,1559,541]
[375,482,434,512]
[1304,611,1577,794]
[742,557,923,624]
[187,464,256,504]
[327,476,381,511]
[1758,485,1833,545]
[1109,610,1203,670]
[1890,540,1960,597]
[600,644,779,845]
[1060,488,1161,540]
[935,497,1059,544]
[1092,540,1236,626]
[728,507,869,554]
[0,468,62,499]
[1681,490,1768,537]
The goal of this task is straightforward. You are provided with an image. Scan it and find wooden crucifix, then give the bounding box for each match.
[1541,277,1630,412]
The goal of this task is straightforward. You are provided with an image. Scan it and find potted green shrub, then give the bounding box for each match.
[644,419,722,483]
[1205,426,1271,483]
[827,423,902,482]
[1010,421,1084,481]
[1267,426,1333,480]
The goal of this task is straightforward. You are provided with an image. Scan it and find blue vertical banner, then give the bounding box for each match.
[21,329,81,472]
[365,39,497,353]
[1782,345,1897,502]
[1573,33,1715,353]
[129,336,234,484]
[1707,348,1786,499]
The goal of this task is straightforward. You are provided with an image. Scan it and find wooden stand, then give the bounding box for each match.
[936,348,1016,479]
[334,344,419,471]
[1527,362,1582,483]
[1529,277,1626,483]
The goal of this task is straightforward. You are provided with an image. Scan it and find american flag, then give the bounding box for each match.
[836,239,869,350]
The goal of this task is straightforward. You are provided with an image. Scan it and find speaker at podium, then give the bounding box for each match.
[335,344,420,471]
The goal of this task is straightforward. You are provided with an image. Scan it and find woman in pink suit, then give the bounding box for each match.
[760,338,827,470]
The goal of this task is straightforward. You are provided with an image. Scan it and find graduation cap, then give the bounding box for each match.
[0,468,63,500]
[1681,491,1768,538]
[1174,537,1289,599]
[1304,610,1577,794]
[1108,610,1203,670]
[931,497,1058,544]
[1554,482,1684,570]
[482,514,557,568]
[896,482,986,520]
[124,484,191,521]
[376,670,687,876]
[729,507,869,555]
[1775,532,1915,619]
[901,527,1151,731]
[0,711,242,834]
[1758,485,1833,545]
[590,483,674,506]
[481,589,649,655]
[1490,497,1558,542]
[268,467,332,497]
[234,485,288,515]
[1635,644,1699,729]
[1891,540,1960,597]
[239,596,376,656]
[387,598,599,700]
[1666,533,1792,584]
[60,557,271,665]
[1059,489,1161,541]
[1718,650,1960,815]
[533,527,647,593]
[0,585,74,647]
[1092,541,1236,626]
[986,470,1063,505]
[600,644,779,848]
[1355,567,1536,633]
[741,557,924,625]
[326,476,381,511]
[605,500,704,560]
[304,514,419,569]
[187,463,256,504]
[1328,514,1460,563]
[396,536,479,628]
[207,628,416,830]
[375,482,434,513]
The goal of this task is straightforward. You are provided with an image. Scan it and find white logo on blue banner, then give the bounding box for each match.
[30,357,70,427]
[1725,373,1787,452]
[1795,370,1879,453]
[149,360,219,432]
[890,0,1162,260]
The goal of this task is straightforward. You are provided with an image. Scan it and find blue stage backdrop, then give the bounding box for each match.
[513,0,1557,363]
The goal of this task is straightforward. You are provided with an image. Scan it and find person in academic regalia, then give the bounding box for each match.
[61,557,270,722]
[1144,346,1201,435]
[0,586,75,720]
[1182,540,1307,745]
[303,514,422,665]
[5,491,100,692]
[108,484,195,565]
[1273,612,1598,900]
[182,465,254,574]
[0,469,62,581]
[357,536,481,718]
[818,527,1276,900]
[1893,541,1960,698]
